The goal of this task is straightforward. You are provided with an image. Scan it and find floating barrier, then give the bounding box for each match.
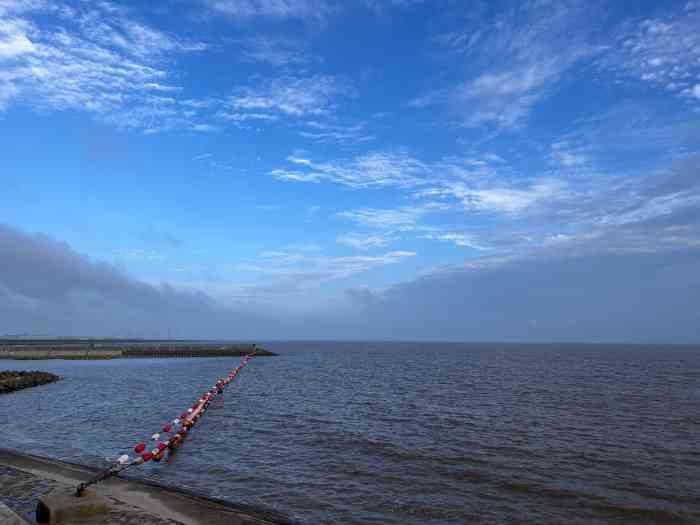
[75,352,256,496]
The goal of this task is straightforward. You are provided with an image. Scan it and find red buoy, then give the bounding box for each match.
[163,424,172,433]
[134,443,146,453]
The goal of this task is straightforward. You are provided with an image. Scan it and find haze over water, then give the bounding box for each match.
[1,342,699,524]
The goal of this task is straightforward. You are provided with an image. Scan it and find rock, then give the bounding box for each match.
[0,371,60,395]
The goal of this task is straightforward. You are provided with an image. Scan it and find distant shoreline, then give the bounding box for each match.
[0,337,262,346]
[0,340,276,360]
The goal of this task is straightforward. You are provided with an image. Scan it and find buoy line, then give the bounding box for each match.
[76,351,256,496]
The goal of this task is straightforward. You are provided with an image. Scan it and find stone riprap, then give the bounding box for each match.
[0,371,60,394]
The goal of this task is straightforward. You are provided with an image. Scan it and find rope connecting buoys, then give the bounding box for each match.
[75,352,256,496]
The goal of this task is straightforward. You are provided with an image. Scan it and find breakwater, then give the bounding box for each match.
[0,339,276,360]
[0,370,60,394]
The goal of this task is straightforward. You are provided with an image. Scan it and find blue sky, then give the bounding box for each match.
[1,0,700,341]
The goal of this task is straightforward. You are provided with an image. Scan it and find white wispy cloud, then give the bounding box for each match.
[190,123,221,132]
[419,2,602,128]
[257,249,417,275]
[0,0,53,16]
[237,35,309,66]
[421,233,487,250]
[217,111,280,123]
[227,74,350,119]
[685,84,700,100]
[272,148,575,226]
[563,102,700,166]
[190,152,236,170]
[417,2,700,131]
[272,151,428,188]
[299,120,375,144]
[206,0,417,22]
[337,232,394,250]
[192,152,213,161]
[549,141,589,168]
[0,82,17,109]
[0,1,207,131]
[599,2,700,104]
[269,169,326,183]
[0,17,34,58]
[227,247,418,297]
[453,60,572,128]
[143,82,182,92]
[407,157,700,260]
[461,180,566,214]
[337,206,427,228]
[206,0,334,21]
[272,148,565,217]
[365,0,425,12]
[77,9,207,58]
[596,188,700,227]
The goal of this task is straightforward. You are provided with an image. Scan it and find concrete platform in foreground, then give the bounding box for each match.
[0,448,296,525]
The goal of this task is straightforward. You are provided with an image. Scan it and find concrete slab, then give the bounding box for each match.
[0,448,295,525]
[36,487,109,524]
[0,501,29,525]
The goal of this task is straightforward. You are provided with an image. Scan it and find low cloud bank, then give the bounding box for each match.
[0,224,275,338]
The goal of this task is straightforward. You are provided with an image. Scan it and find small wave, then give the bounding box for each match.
[501,481,582,501]
[607,481,698,506]
[591,502,690,524]
[307,430,495,472]
[443,469,486,483]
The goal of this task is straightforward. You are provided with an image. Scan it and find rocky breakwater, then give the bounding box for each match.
[0,371,60,394]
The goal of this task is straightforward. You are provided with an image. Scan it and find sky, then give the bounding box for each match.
[1,0,700,342]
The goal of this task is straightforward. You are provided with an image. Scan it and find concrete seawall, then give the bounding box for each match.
[0,341,276,360]
[0,448,297,525]
[0,348,122,360]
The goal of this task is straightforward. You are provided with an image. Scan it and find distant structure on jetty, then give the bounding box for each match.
[0,338,276,360]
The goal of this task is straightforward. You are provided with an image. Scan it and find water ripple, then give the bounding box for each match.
[1,343,700,524]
